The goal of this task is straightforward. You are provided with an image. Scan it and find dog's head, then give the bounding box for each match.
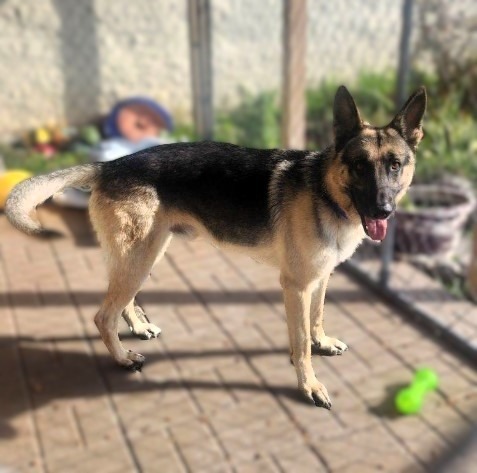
[329,85,427,241]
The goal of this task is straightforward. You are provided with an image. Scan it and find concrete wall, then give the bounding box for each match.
[0,0,473,138]
[0,0,192,137]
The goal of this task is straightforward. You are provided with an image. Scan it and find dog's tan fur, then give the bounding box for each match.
[88,178,367,406]
[5,86,426,409]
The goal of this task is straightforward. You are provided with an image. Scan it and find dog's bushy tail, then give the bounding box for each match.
[5,163,101,237]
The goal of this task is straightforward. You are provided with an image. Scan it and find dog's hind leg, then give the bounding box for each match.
[121,298,161,340]
[93,227,171,370]
[121,234,172,340]
[90,186,171,370]
[121,235,172,340]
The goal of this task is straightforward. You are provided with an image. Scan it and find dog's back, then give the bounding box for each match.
[97,141,310,246]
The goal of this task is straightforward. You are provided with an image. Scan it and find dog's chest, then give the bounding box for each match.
[327,222,365,264]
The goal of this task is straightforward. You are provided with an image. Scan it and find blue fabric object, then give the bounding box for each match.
[103,97,174,138]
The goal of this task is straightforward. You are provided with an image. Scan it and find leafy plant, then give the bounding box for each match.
[415,0,477,112]
[215,91,281,148]
[416,90,477,184]
[213,69,476,188]
[3,70,474,188]
[0,145,89,175]
[169,123,197,142]
[307,71,397,146]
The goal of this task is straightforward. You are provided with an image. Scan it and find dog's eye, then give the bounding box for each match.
[354,162,365,174]
[390,161,401,171]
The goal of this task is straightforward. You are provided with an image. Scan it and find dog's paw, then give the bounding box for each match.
[302,380,332,410]
[312,335,348,356]
[124,303,162,340]
[130,322,162,340]
[119,351,146,372]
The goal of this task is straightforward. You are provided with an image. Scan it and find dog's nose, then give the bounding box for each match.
[374,203,393,219]
[375,189,394,219]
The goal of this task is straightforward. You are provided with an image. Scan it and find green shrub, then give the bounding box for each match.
[417,93,477,183]
[215,91,281,148]
[307,71,397,146]
[213,69,476,186]
[0,145,89,175]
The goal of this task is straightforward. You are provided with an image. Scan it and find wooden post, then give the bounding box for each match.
[188,0,214,140]
[282,0,307,149]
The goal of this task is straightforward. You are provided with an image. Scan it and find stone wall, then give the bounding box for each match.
[0,0,474,138]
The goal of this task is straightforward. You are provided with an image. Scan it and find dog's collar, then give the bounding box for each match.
[321,192,348,220]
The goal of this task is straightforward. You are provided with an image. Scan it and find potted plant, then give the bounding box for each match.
[393,78,477,257]
[395,179,475,256]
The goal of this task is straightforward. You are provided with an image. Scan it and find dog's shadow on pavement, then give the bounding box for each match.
[368,383,407,419]
[0,335,308,438]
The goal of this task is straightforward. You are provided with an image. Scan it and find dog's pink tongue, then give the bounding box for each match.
[365,217,388,241]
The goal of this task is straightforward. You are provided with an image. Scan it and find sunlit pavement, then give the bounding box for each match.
[0,207,476,473]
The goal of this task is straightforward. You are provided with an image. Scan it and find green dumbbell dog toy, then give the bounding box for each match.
[395,368,439,415]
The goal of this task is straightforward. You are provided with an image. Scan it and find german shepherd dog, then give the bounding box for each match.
[6,86,426,409]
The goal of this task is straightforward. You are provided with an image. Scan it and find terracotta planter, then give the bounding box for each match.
[395,184,476,255]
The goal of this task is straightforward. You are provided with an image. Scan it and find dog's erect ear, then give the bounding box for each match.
[333,86,363,151]
[389,86,427,151]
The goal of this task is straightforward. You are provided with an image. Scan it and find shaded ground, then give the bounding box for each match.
[0,207,476,473]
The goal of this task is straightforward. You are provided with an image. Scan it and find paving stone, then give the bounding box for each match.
[1,212,476,472]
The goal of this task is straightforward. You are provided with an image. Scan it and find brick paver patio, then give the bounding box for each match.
[0,206,476,472]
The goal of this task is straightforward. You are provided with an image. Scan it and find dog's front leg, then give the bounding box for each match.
[280,274,332,409]
[310,274,348,356]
